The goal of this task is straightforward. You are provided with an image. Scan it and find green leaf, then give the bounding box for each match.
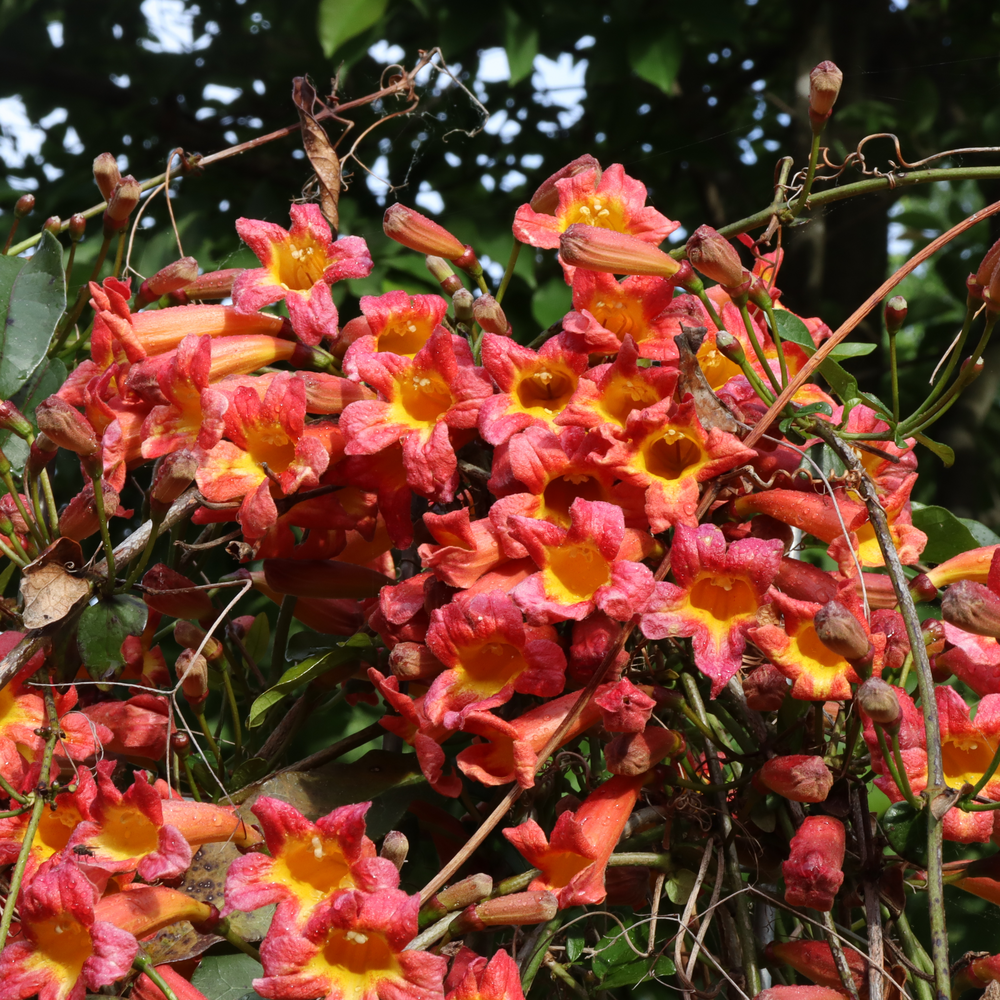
[77,594,148,680]
[772,310,871,403]
[531,277,571,329]
[191,953,264,1000]
[504,9,538,86]
[665,868,697,905]
[592,925,675,988]
[629,36,682,95]
[566,932,585,963]
[228,756,270,789]
[242,612,270,665]
[0,231,65,402]
[883,800,927,867]
[827,341,877,359]
[0,357,67,473]
[248,634,373,727]
[317,0,388,58]
[910,503,1000,563]
[913,431,955,467]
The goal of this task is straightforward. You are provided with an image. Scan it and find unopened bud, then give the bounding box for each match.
[137,256,199,307]
[463,891,558,931]
[424,256,464,296]
[103,175,141,235]
[857,677,901,730]
[149,450,198,515]
[529,154,601,214]
[971,237,1000,300]
[380,830,409,871]
[174,268,241,302]
[744,663,789,711]
[383,204,478,272]
[559,224,680,278]
[687,225,748,288]
[173,621,222,663]
[36,397,99,459]
[941,579,1000,638]
[884,295,907,334]
[809,61,843,132]
[59,481,121,542]
[389,642,444,682]
[434,873,492,911]
[177,648,209,709]
[472,294,510,336]
[754,755,833,803]
[922,617,946,654]
[910,572,939,602]
[93,152,122,201]
[985,260,1000,315]
[715,330,746,365]
[142,564,215,621]
[170,731,191,757]
[452,288,474,325]
[813,600,872,665]
[595,678,656,733]
[774,557,838,603]
[782,815,845,911]
[0,402,32,440]
[43,216,61,235]
[606,727,684,775]
[68,214,86,243]
[755,988,862,1000]
[26,433,58,478]
[14,194,34,219]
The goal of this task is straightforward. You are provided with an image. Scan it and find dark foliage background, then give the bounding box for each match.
[3,0,1000,520]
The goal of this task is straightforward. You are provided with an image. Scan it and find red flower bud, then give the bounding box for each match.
[142,564,215,621]
[433,872,492,911]
[14,194,34,219]
[754,755,833,803]
[782,815,845,911]
[42,216,61,234]
[136,256,200,307]
[687,225,748,288]
[922,617,946,654]
[461,890,558,931]
[595,678,656,733]
[472,294,511,336]
[986,259,1000,315]
[389,642,445,682]
[884,295,907,334]
[59,481,123,542]
[715,330,747,365]
[177,648,209,709]
[173,621,222,663]
[744,663,789,711]
[559,224,680,278]
[174,268,242,302]
[36,397,99,459]
[774,557,838,604]
[68,213,86,243]
[149,450,198,515]
[529,154,602,214]
[814,600,873,664]
[424,256,464,296]
[380,830,409,871]
[941,579,1000,638]
[605,727,685,775]
[765,940,865,995]
[809,61,843,129]
[103,175,141,235]
[856,677,901,731]
[452,287,474,324]
[93,152,122,200]
[754,987,851,1000]
[262,558,391,600]
[0,402,32,440]
[383,204,477,272]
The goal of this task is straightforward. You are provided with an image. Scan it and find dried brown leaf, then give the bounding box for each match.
[292,76,341,233]
[19,537,91,629]
[674,325,742,434]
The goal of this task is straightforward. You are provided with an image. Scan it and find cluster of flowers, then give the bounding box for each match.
[7,106,1000,999]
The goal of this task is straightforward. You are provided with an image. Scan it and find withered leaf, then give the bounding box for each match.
[674,324,743,435]
[19,537,91,629]
[292,76,341,233]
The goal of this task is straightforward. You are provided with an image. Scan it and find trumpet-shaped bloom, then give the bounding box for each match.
[748,589,886,702]
[140,334,228,459]
[513,163,678,251]
[80,693,172,761]
[341,290,449,363]
[445,949,523,1000]
[421,592,566,728]
[232,204,373,344]
[225,798,400,925]
[601,397,757,532]
[641,524,783,695]
[341,329,493,503]
[477,334,589,446]
[0,860,137,1000]
[764,942,866,997]
[782,815,845,911]
[561,272,680,359]
[255,888,447,1000]
[418,509,509,590]
[937,623,1000,696]
[509,499,657,624]
[863,684,1000,842]
[503,772,653,907]
[197,373,334,540]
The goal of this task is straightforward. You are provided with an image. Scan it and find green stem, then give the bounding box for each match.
[49,233,112,356]
[0,769,29,805]
[913,299,976,416]
[967,739,1000,799]
[132,955,180,1000]
[958,799,1000,811]
[544,957,588,999]
[495,240,521,305]
[0,534,27,569]
[270,594,297,680]
[39,469,59,536]
[91,473,116,594]
[519,917,563,994]
[182,754,204,802]
[739,302,781,393]
[888,326,900,424]
[691,280,724,329]
[221,666,243,758]
[875,725,920,810]
[0,473,45,550]
[215,916,261,961]
[195,708,224,772]
[790,133,822,219]
[123,511,163,592]
[113,231,126,279]
[25,475,49,545]
[759,294,790,388]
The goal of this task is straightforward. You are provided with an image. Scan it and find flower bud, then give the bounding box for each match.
[0,402,32,440]
[136,257,200,307]
[813,600,872,664]
[529,154,601,214]
[103,175,141,236]
[559,224,680,278]
[457,891,558,932]
[472,294,510,336]
[687,225,748,288]
[431,873,492,914]
[452,287,474,325]
[754,986,853,1000]
[262,558,391,600]
[59,481,122,542]
[389,642,445,682]
[606,727,684,775]
[149,451,198,515]
[424,256,464,296]
[170,731,191,757]
[380,830,409,871]
[142,564,215,621]
[36,397,99,459]
[177,648,209,709]
[753,755,833,804]
[14,194,34,219]
[910,572,939,602]
[173,621,222,663]
[782,815,845,911]
[715,330,746,365]
[809,61,843,130]
[923,617,946,654]
[884,295,907,334]
[765,940,866,994]
[174,268,242,302]
[970,237,1000,300]
[942,579,1000,638]
[43,216,61,235]
[383,204,475,268]
[595,678,656,733]
[68,213,86,243]
[986,260,1000,315]
[93,152,122,200]
[774,557,839,604]
[856,677,901,730]
[26,433,57,478]
[744,663,789,711]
